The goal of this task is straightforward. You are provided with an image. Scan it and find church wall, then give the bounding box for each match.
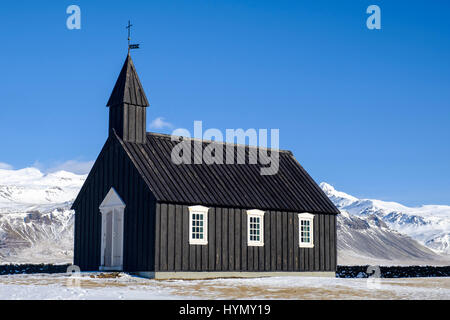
[73,137,157,271]
[154,202,337,273]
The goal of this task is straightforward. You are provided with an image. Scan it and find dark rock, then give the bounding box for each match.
[0,264,71,275]
[336,265,450,278]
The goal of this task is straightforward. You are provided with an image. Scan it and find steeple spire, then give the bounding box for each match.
[107,54,149,108]
[107,54,149,143]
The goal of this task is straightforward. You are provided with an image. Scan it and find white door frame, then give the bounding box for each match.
[99,187,126,271]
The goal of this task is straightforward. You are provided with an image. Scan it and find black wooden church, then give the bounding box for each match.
[72,53,340,279]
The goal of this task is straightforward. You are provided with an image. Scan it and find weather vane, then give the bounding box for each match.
[126,20,140,53]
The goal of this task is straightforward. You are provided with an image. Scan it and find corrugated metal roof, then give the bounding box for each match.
[106,54,149,107]
[118,132,340,214]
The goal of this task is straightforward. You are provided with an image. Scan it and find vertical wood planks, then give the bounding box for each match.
[167,204,175,271]
[325,214,330,271]
[228,208,234,271]
[234,209,241,271]
[314,213,320,271]
[320,213,325,271]
[241,209,247,270]
[182,205,189,270]
[222,208,228,271]
[175,205,182,271]
[288,213,294,271]
[264,211,271,271]
[160,203,168,271]
[282,212,288,271]
[276,211,282,270]
[293,213,299,270]
[215,208,222,270]
[270,211,276,270]
[208,207,216,270]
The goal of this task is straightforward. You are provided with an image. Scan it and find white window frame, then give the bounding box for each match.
[298,212,314,248]
[247,209,265,246]
[189,205,209,245]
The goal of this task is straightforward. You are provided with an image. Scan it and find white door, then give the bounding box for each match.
[104,210,113,267]
[112,208,124,267]
[99,188,125,271]
[101,208,124,270]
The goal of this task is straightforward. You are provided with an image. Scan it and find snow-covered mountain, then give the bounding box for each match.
[0,168,84,206]
[320,183,450,256]
[0,166,448,266]
[0,168,85,264]
[335,209,448,265]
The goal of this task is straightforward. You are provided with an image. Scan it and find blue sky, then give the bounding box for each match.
[1,1,449,206]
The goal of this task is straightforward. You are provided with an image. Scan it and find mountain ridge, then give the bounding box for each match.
[320,182,450,255]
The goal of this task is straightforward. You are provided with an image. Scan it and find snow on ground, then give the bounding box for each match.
[0,273,448,300]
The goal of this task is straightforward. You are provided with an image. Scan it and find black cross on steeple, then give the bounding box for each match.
[126,20,140,53]
[126,20,133,48]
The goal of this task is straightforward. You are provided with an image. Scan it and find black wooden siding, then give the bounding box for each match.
[109,104,147,144]
[155,203,336,272]
[73,137,156,271]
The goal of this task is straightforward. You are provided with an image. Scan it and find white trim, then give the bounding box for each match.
[247,209,265,217]
[99,187,126,210]
[247,209,264,247]
[188,205,209,245]
[100,188,125,270]
[298,212,314,219]
[298,213,314,248]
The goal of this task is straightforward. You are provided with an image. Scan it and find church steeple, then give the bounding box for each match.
[107,53,149,143]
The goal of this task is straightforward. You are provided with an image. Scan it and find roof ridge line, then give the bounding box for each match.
[145,131,293,154]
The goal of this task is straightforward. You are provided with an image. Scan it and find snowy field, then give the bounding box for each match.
[0,273,448,300]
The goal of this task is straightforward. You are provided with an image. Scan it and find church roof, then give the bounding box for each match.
[117,132,340,214]
[106,54,149,107]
